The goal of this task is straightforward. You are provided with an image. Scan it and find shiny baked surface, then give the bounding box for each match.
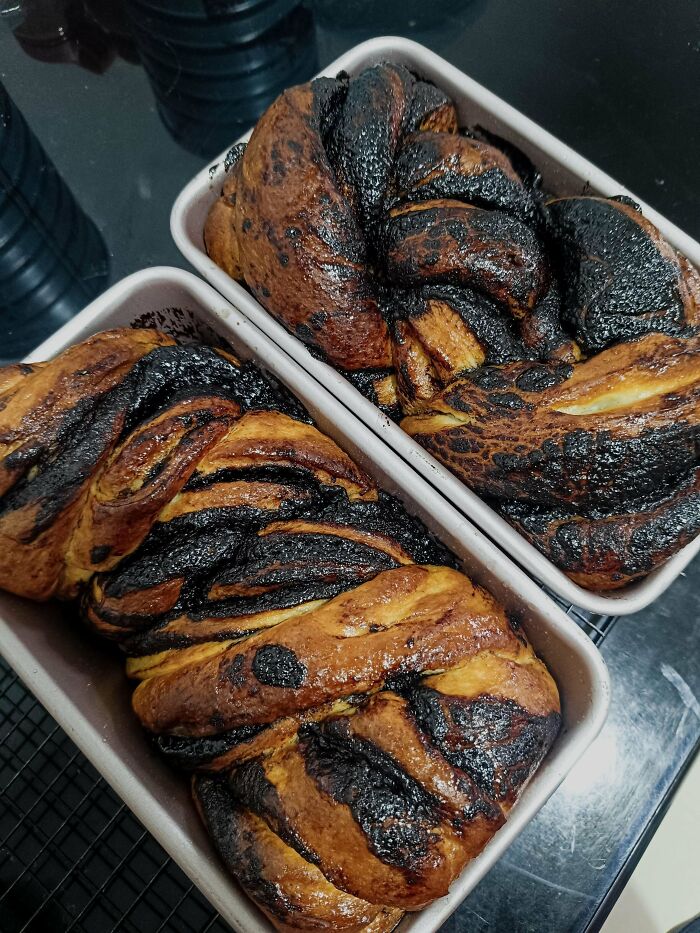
[0,328,560,931]
[204,63,700,591]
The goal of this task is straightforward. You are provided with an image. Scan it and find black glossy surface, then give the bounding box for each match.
[1,2,699,931]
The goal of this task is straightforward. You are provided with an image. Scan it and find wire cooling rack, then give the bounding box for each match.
[545,591,618,645]
[0,603,617,933]
[0,660,231,933]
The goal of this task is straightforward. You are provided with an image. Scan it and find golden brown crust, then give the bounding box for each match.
[0,329,175,599]
[234,84,392,371]
[392,318,443,414]
[236,740,472,908]
[203,163,244,280]
[64,397,242,591]
[402,334,699,509]
[0,328,560,928]
[677,253,700,326]
[409,299,488,378]
[193,785,401,932]
[195,410,376,501]
[403,332,700,588]
[200,619,559,912]
[203,64,700,590]
[131,565,520,736]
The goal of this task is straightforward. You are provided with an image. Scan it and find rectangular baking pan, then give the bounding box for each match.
[171,36,700,616]
[0,267,609,932]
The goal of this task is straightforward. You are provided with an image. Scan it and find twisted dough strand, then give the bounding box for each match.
[0,329,560,931]
[205,62,700,590]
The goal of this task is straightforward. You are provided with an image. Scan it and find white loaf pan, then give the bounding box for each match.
[0,267,609,933]
[171,36,700,616]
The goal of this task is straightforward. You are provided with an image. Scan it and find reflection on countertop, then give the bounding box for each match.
[4,0,320,157]
[124,0,319,157]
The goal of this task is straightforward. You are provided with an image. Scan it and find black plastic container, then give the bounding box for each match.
[0,83,109,362]
[125,0,318,157]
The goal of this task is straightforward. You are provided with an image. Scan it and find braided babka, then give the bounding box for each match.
[204,62,700,591]
[0,328,561,931]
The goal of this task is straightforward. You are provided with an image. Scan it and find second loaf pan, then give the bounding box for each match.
[0,267,609,933]
[171,36,700,616]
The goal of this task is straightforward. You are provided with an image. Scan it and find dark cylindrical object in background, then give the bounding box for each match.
[125,0,318,157]
[0,82,109,362]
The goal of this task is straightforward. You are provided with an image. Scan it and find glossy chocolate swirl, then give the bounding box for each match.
[0,329,560,932]
[204,63,700,590]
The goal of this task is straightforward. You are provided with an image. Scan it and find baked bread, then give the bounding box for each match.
[0,328,560,931]
[204,62,700,590]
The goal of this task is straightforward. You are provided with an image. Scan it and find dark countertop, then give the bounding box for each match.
[457,558,700,932]
[1,2,699,931]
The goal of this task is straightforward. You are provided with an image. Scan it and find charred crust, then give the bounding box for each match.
[193,774,306,920]
[486,392,533,411]
[300,719,442,870]
[547,197,690,353]
[468,125,543,192]
[339,367,402,420]
[228,760,321,867]
[154,722,266,769]
[90,544,112,564]
[252,645,307,688]
[91,479,460,656]
[225,654,246,687]
[0,344,312,539]
[514,362,573,393]
[408,689,560,802]
[466,367,510,390]
[202,63,699,594]
[502,474,700,583]
[223,143,246,173]
[312,490,459,568]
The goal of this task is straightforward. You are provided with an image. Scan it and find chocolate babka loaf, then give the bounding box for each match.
[0,328,560,931]
[204,62,700,590]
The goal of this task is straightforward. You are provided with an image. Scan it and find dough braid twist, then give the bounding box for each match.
[0,328,560,931]
[205,62,700,590]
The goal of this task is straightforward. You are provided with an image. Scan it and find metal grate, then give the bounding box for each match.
[0,659,232,933]
[0,602,616,932]
[544,590,619,645]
